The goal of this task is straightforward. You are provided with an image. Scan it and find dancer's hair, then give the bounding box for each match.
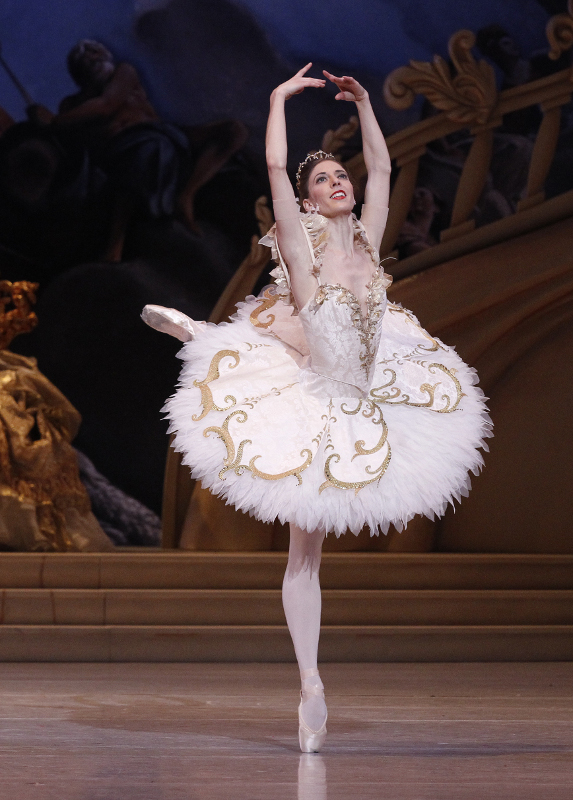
[296,151,357,203]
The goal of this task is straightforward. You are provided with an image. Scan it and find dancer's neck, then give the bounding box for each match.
[324,213,355,257]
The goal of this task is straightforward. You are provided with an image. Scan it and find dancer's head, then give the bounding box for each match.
[297,151,356,216]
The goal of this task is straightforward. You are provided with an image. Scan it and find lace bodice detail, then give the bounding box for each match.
[261,210,392,397]
[298,267,388,396]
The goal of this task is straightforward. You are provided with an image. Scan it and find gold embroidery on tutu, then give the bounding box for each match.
[204,410,251,479]
[204,406,314,484]
[386,304,447,353]
[192,350,240,421]
[370,363,464,412]
[243,382,297,409]
[249,287,281,328]
[319,399,392,494]
[250,450,313,484]
[246,342,273,350]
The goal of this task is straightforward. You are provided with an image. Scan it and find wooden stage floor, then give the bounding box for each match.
[1,662,572,799]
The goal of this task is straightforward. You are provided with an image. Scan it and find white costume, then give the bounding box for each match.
[161,209,492,536]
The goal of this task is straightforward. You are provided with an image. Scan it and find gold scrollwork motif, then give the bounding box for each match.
[370,363,464,412]
[319,415,391,495]
[245,342,272,351]
[204,410,252,479]
[249,287,281,329]
[205,408,314,484]
[249,449,314,485]
[243,382,297,409]
[383,29,497,125]
[386,304,447,352]
[546,1,573,60]
[192,349,240,421]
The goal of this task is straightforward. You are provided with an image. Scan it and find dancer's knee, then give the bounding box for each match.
[286,523,325,578]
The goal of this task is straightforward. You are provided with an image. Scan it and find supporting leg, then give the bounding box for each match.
[282,522,327,734]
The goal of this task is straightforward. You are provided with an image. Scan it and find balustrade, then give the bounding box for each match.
[338,16,573,272]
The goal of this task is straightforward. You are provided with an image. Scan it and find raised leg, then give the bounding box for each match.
[282,522,327,738]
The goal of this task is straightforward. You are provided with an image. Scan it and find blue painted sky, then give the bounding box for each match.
[0,0,552,120]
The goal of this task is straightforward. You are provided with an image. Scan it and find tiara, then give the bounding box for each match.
[295,150,334,191]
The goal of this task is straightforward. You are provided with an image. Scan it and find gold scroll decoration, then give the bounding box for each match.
[383,29,497,126]
[547,0,573,60]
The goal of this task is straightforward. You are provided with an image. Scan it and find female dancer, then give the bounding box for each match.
[143,66,492,753]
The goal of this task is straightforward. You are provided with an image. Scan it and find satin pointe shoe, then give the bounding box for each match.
[298,668,327,753]
[141,304,200,342]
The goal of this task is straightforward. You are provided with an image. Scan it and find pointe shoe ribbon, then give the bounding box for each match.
[298,668,327,753]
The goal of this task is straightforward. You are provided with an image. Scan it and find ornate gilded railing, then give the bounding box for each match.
[326,5,573,280]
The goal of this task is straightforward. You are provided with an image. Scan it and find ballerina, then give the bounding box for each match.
[143,65,492,753]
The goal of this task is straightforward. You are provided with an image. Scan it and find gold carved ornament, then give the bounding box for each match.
[547,0,573,60]
[383,29,498,126]
[0,280,39,350]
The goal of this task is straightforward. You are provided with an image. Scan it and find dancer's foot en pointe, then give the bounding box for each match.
[141,304,206,342]
[298,668,327,753]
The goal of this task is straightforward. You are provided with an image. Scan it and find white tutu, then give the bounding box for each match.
[164,284,492,536]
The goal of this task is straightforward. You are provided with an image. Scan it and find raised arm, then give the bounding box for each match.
[324,71,391,252]
[266,65,325,307]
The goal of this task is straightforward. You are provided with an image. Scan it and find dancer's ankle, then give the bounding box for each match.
[299,667,327,733]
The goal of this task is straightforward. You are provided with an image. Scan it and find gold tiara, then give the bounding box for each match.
[295,150,334,191]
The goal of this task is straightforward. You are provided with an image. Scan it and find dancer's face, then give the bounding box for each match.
[304,161,355,217]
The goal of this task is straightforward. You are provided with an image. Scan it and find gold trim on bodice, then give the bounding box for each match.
[310,266,388,377]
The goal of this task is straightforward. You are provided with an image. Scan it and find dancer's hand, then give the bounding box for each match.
[323,71,368,103]
[273,64,326,101]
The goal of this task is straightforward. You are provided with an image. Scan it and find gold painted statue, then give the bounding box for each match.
[0,281,112,551]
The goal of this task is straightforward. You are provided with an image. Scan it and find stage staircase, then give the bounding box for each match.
[0,552,572,661]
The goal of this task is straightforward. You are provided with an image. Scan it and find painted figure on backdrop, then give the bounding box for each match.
[55,40,247,237]
[142,65,492,752]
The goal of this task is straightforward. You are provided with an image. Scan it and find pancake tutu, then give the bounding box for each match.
[164,287,492,537]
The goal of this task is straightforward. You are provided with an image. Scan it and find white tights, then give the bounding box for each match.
[282,523,327,731]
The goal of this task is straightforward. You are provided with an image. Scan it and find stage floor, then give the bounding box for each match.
[1,662,572,799]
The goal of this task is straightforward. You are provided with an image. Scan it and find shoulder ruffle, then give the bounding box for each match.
[260,223,296,310]
[259,209,328,312]
[259,210,393,305]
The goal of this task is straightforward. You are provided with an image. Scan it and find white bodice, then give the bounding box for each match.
[298,276,388,398]
[261,210,392,399]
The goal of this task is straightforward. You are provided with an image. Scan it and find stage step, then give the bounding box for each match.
[0,624,572,662]
[1,552,573,589]
[2,588,573,627]
[1,552,572,661]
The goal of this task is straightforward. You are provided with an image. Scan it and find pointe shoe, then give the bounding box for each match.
[298,668,327,753]
[141,304,202,342]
